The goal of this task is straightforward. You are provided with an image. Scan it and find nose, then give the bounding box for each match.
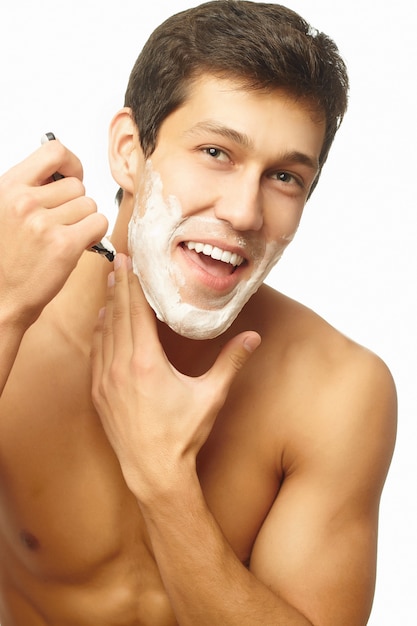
[214,173,263,232]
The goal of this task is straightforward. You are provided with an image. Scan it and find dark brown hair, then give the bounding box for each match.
[124,0,349,194]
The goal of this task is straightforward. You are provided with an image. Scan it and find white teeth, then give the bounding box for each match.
[185,241,244,267]
[211,246,223,261]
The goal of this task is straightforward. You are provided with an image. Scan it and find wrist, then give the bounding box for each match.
[132,455,200,511]
[0,293,40,333]
[0,306,32,392]
[0,307,30,342]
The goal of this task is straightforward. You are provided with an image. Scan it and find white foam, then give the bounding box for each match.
[128,161,290,340]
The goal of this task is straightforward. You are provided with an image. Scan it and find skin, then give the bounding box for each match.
[126,80,306,339]
[0,76,396,625]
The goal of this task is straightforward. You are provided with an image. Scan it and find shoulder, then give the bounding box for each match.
[250,283,396,393]
[244,285,397,479]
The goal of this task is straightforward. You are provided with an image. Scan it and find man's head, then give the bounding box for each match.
[111,1,349,340]
[124,0,348,185]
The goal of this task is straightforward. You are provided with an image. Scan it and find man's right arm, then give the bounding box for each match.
[0,139,108,394]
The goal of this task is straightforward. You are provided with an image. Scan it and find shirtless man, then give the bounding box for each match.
[0,1,397,624]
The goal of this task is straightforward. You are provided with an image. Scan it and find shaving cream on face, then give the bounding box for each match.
[128,162,292,340]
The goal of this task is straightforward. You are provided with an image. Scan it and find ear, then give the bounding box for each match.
[108,108,140,194]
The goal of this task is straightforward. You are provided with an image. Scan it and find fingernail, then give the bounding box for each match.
[107,271,115,288]
[114,253,122,270]
[243,333,261,354]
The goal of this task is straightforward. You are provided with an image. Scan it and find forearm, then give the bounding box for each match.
[138,470,313,626]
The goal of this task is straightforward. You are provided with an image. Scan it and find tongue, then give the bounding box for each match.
[188,248,234,277]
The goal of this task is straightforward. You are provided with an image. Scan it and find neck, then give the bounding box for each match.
[44,251,113,354]
[156,320,223,377]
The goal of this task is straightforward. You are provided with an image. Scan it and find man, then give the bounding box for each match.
[0,1,396,624]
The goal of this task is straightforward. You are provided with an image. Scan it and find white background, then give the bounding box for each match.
[0,1,415,623]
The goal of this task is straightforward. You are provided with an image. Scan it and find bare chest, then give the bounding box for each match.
[0,363,281,624]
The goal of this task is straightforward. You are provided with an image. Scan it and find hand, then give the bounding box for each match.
[90,253,261,500]
[0,139,108,330]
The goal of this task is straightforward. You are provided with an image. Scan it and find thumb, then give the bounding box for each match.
[207,331,261,402]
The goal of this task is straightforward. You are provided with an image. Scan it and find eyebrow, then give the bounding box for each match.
[280,150,320,172]
[184,120,319,172]
[184,120,253,149]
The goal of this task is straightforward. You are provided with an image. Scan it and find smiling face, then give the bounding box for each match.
[127,76,325,339]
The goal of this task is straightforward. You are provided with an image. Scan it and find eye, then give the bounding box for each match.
[275,171,295,184]
[271,170,304,189]
[202,147,229,162]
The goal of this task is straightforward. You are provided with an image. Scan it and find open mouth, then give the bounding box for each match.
[181,241,246,277]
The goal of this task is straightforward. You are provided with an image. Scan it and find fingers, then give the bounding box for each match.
[39,176,88,211]
[95,252,261,384]
[2,139,84,187]
[96,254,151,350]
[1,139,108,256]
[92,253,260,419]
[37,138,84,183]
[93,254,162,370]
[126,259,162,358]
[3,140,91,222]
[206,331,261,407]
[91,254,160,424]
[43,193,97,224]
[0,138,111,330]
[101,255,134,365]
[61,211,109,257]
[90,254,261,467]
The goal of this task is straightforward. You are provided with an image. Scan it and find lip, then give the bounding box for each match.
[175,238,249,293]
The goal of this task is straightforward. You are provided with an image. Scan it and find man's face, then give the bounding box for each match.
[128,76,325,339]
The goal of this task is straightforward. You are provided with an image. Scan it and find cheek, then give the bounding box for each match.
[264,204,304,245]
[157,159,219,218]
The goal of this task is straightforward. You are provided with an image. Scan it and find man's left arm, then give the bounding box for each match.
[248,352,397,625]
[91,253,397,626]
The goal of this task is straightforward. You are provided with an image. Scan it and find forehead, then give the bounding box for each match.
[160,74,326,160]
